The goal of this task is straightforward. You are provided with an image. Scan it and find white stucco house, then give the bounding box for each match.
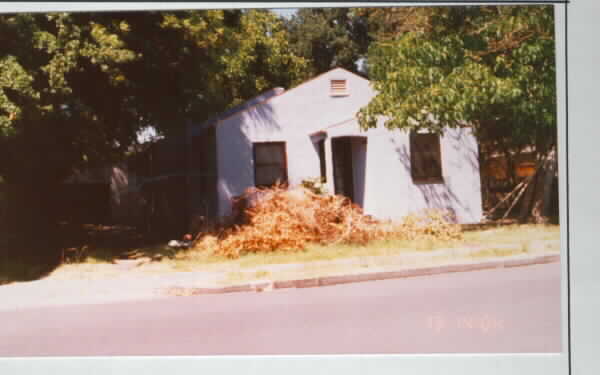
[187,67,483,226]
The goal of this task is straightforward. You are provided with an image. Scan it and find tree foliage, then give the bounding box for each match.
[359,5,556,155]
[0,10,306,185]
[284,8,370,76]
[208,10,309,108]
[0,13,139,184]
[358,5,557,220]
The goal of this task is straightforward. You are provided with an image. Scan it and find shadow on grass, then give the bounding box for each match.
[0,253,62,285]
[0,231,63,285]
[0,223,185,286]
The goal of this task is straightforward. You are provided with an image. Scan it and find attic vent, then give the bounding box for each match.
[330,79,348,96]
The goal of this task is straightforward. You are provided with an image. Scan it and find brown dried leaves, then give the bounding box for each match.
[197,185,461,258]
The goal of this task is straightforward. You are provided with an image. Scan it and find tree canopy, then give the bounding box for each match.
[0,10,307,185]
[284,8,370,76]
[358,5,557,220]
[0,6,558,226]
[358,5,556,155]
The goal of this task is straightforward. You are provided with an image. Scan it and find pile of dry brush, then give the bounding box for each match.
[194,185,462,258]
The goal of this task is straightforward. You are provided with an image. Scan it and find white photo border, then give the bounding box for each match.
[1,1,593,375]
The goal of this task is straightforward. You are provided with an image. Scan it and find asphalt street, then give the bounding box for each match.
[0,262,561,356]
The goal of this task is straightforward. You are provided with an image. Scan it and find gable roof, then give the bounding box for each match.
[195,87,285,131]
[203,67,370,129]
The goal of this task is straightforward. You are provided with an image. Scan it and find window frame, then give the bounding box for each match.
[409,132,444,184]
[253,141,288,188]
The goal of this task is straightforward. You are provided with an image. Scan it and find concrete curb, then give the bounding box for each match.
[164,253,560,297]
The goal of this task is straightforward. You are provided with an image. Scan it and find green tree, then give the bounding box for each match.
[0,13,144,248]
[284,8,370,76]
[358,5,557,222]
[0,10,305,183]
[0,10,306,251]
[157,10,307,118]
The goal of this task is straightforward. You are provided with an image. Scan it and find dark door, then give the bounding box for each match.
[332,137,354,202]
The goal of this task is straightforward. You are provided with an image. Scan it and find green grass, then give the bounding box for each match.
[0,251,63,285]
[0,261,52,285]
[1,224,561,284]
[160,236,455,274]
[167,224,559,272]
[462,224,560,245]
[212,245,536,287]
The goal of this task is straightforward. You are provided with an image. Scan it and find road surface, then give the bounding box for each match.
[0,262,561,356]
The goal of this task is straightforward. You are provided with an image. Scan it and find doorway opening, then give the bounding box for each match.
[331,136,367,206]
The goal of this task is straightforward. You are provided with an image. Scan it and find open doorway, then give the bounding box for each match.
[331,136,367,206]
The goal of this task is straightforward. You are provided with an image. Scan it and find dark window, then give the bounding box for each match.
[318,139,327,182]
[253,142,288,187]
[410,132,443,183]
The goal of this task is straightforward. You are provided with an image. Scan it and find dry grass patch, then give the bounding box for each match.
[222,269,272,285]
[469,248,528,258]
[47,263,122,280]
[167,236,458,273]
[160,223,559,274]
[210,245,535,287]
[462,224,559,245]
[1,198,560,284]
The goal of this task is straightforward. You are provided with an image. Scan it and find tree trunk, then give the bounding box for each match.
[541,149,558,218]
[519,150,556,223]
[518,170,538,222]
[502,176,532,220]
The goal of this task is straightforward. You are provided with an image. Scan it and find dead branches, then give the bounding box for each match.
[195,185,461,259]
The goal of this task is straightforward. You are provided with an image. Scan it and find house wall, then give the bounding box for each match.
[215,68,376,218]
[327,121,482,223]
[213,68,482,224]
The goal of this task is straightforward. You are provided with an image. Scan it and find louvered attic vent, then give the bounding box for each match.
[330,79,348,96]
